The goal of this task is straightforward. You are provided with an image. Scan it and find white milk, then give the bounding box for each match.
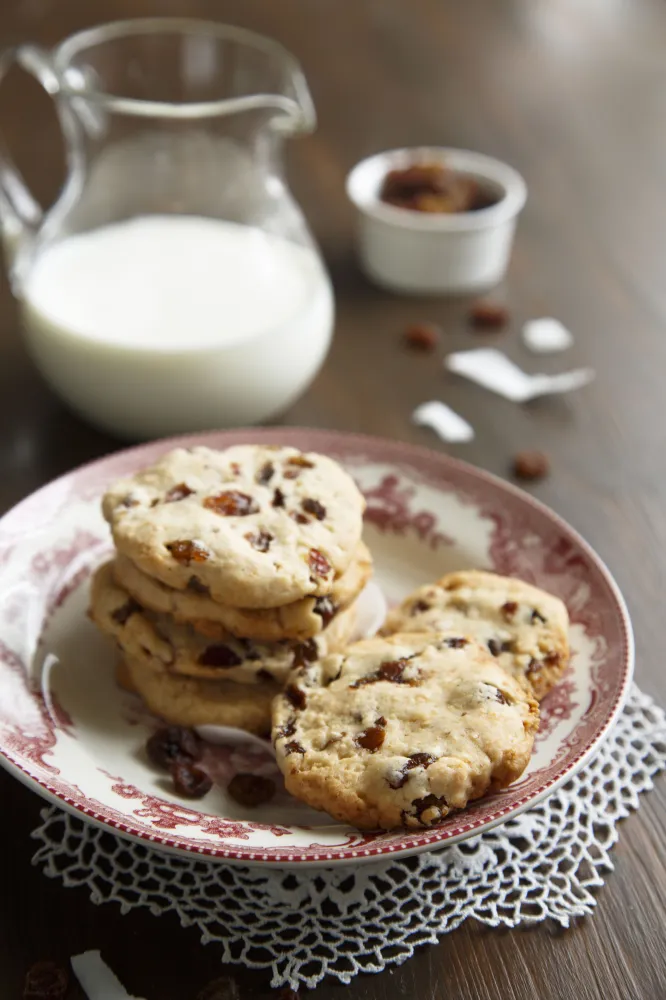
[20,215,334,438]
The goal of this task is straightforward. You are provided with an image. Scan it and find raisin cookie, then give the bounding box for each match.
[112,541,372,642]
[273,632,539,831]
[102,446,365,608]
[91,561,357,686]
[118,659,279,735]
[381,570,569,701]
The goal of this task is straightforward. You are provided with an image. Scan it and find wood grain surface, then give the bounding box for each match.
[0,1,665,997]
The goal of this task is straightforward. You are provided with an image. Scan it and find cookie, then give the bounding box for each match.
[381,570,569,701]
[90,561,357,686]
[119,659,279,735]
[273,631,539,831]
[112,541,372,642]
[102,445,366,608]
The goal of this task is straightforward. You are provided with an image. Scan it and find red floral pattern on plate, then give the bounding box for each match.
[102,772,292,839]
[0,430,633,866]
[363,475,454,550]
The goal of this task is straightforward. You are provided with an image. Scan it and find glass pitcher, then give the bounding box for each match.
[0,19,334,439]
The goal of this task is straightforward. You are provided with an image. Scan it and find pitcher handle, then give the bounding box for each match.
[0,45,68,270]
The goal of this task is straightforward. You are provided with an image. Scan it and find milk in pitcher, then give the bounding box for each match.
[20,215,334,437]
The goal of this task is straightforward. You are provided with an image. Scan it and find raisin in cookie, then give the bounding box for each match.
[90,561,356,686]
[102,445,365,608]
[119,659,279,735]
[381,570,569,701]
[112,541,372,642]
[273,632,539,831]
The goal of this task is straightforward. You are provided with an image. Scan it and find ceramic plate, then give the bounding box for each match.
[0,429,633,867]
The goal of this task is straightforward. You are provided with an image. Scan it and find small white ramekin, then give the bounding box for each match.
[346,147,527,295]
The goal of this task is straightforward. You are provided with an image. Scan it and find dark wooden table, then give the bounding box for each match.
[1,0,665,997]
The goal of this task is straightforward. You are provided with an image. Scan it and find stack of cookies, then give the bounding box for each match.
[89,441,572,833]
[90,444,370,735]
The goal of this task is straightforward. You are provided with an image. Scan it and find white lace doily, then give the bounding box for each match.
[31,683,666,991]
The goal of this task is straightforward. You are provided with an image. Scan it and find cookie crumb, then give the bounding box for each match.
[469,301,509,329]
[513,450,550,481]
[403,322,441,351]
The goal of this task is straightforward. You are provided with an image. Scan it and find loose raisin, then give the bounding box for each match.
[23,961,68,1000]
[272,488,286,508]
[469,301,509,329]
[403,322,441,351]
[302,498,326,520]
[164,482,194,503]
[245,530,273,552]
[513,450,550,481]
[256,462,275,485]
[146,726,201,770]
[501,600,518,620]
[285,684,307,710]
[227,773,276,807]
[356,717,387,751]
[204,491,258,516]
[198,644,242,668]
[171,761,212,798]
[308,548,332,578]
[314,596,336,626]
[166,539,210,564]
[111,597,142,625]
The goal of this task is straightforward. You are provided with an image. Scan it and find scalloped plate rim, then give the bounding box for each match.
[0,428,634,867]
